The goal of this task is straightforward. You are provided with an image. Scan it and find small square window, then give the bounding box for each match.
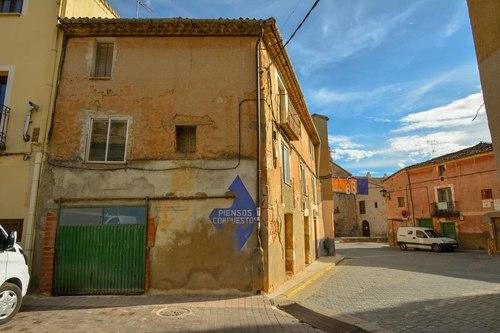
[359,200,366,214]
[374,202,378,209]
[438,165,446,176]
[87,118,128,162]
[0,0,23,13]
[176,126,196,153]
[482,189,493,200]
[94,42,114,77]
[397,197,405,208]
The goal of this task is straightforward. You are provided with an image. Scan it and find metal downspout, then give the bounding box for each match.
[406,169,416,226]
[256,22,264,248]
[24,151,42,267]
[251,22,265,294]
[25,10,67,268]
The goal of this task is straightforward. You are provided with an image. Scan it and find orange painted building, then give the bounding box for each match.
[384,143,500,250]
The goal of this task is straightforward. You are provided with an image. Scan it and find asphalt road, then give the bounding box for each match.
[293,243,500,333]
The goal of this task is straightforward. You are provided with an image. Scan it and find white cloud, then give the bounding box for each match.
[439,5,465,39]
[401,71,456,110]
[334,149,376,162]
[291,1,424,73]
[328,135,363,149]
[328,135,376,162]
[394,93,485,133]
[370,117,393,123]
[313,89,359,104]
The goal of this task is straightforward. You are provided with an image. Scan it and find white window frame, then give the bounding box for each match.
[86,117,129,163]
[282,143,290,185]
[0,66,14,149]
[0,0,27,15]
[0,66,14,107]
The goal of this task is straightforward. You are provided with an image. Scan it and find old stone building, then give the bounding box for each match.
[384,143,499,250]
[33,18,330,295]
[356,175,387,238]
[331,162,357,237]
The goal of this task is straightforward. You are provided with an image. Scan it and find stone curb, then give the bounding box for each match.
[269,255,344,305]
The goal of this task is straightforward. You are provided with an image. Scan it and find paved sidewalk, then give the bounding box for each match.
[6,255,345,332]
[10,293,321,333]
[267,255,344,305]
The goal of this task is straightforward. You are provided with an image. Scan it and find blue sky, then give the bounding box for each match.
[106,0,491,177]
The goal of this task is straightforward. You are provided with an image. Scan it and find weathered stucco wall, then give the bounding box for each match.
[34,35,261,292]
[259,49,321,293]
[0,0,116,259]
[467,0,500,183]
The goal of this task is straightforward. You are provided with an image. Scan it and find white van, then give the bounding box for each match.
[397,226,459,252]
[0,226,30,324]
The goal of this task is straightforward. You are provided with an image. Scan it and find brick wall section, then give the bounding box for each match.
[145,217,156,291]
[39,211,57,294]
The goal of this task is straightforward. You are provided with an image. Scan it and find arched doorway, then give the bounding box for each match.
[362,220,370,237]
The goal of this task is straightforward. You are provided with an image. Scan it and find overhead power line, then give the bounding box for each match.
[283,0,321,48]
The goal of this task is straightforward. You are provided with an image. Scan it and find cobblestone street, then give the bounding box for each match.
[297,243,500,333]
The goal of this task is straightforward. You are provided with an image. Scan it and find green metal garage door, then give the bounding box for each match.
[441,222,457,240]
[418,218,433,228]
[53,206,147,295]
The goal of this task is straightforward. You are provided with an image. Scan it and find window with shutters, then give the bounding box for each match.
[176,126,196,153]
[93,42,114,78]
[359,200,366,214]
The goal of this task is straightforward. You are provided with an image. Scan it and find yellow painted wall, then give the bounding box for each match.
[0,0,116,252]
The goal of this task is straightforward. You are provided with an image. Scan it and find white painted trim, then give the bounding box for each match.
[0,66,15,107]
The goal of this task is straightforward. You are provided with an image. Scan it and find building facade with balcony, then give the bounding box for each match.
[0,0,117,269]
[384,142,499,250]
[33,17,330,295]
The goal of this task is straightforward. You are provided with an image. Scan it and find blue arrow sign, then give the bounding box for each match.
[209,176,257,251]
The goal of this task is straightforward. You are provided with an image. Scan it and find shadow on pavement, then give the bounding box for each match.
[20,293,253,312]
[335,243,500,284]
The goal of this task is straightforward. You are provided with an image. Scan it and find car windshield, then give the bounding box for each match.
[425,229,440,238]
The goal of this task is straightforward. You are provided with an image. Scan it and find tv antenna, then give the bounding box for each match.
[136,0,153,18]
[427,140,437,157]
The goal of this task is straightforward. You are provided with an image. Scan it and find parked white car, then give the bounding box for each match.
[397,226,459,252]
[0,226,30,324]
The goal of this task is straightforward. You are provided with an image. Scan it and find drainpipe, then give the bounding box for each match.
[406,169,415,226]
[24,150,42,267]
[256,22,264,249]
[251,21,265,295]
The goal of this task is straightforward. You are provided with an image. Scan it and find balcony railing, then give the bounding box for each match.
[430,201,459,217]
[279,103,301,141]
[0,104,10,150]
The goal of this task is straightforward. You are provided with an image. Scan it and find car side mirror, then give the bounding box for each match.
[5,231,17,250]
